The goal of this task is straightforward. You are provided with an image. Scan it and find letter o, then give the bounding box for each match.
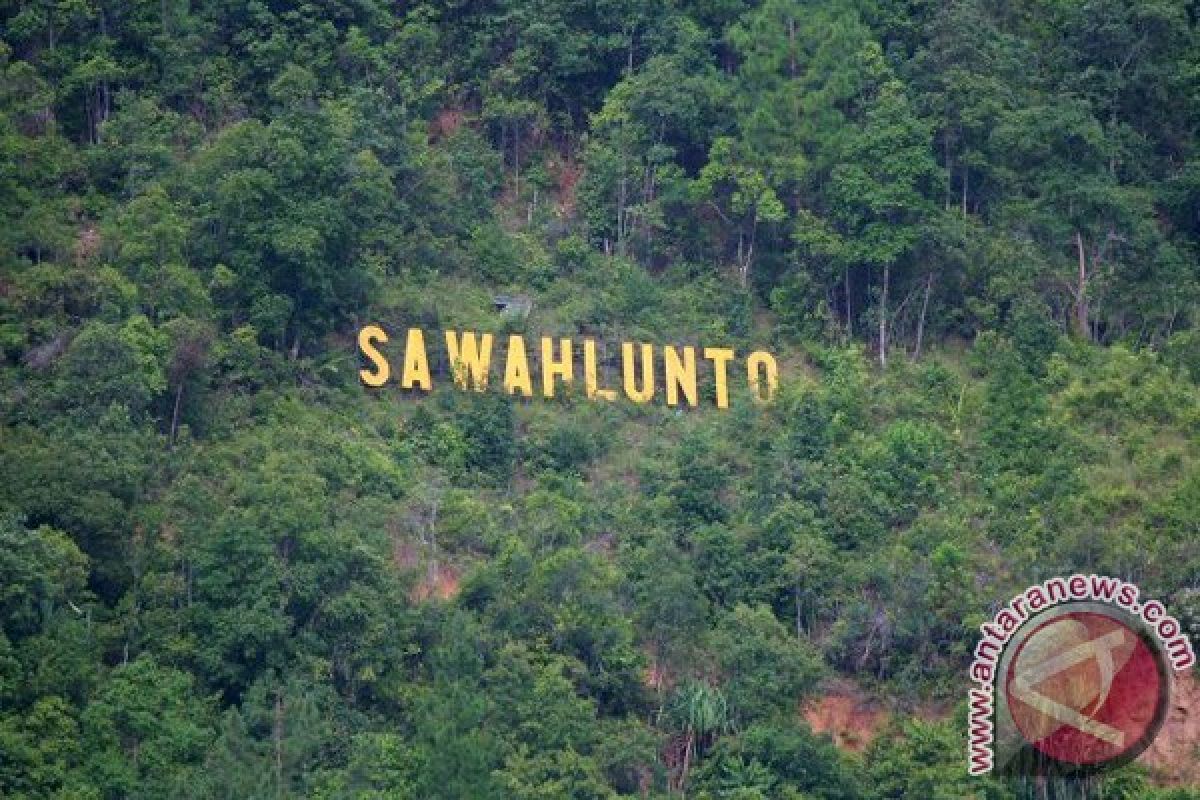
[746,351,779,404]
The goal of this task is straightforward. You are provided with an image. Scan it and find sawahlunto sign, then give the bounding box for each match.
[357,325,779,408]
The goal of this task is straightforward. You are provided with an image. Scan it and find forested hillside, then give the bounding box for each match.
[1,0,1199,797]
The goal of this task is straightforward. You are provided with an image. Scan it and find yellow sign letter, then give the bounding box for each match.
[703,347,734,409]
[541,337,574,398]
[663,345,698,408]
[504,335,534,397]
[401,328,432,390]
[358,325,389,387]
[622,342,655,404]
[445,330,494,391]
[584,339,616,401]
[746,350,779,404]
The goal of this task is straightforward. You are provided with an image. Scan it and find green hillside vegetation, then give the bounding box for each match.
[1,0,1199,797]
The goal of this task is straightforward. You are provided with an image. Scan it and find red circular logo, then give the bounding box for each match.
[1004,610,1167,767]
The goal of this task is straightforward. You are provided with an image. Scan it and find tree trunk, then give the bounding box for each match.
[944,135,952,211]
[844,267,852,337]
[739,238,753,288]
[678,731,694,794]
[1074,231,1090,340]
[788,18,797,77]
[513,121,521,200]
[795,583,804,637]
[738,217,758,288]
[878,263,889,368]
[274,691,286,795]
[617,170,626,253]
[169,382,184,447]
[911,272,933,362]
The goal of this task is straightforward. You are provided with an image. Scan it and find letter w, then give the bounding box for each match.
[445,331,494,391]
[1089,574,1119,601]
[967,688,994,775]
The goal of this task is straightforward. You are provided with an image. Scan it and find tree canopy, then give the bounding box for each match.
[2,0,1199,797]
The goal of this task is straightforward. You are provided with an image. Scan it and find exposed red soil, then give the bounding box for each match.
[75,225,100,264]
[643,661,667,692]
[390,524,462,603]
[428,107,468,142]
[1141,670,1200,784]
[643,653,672,692]
[803,671,1200,783]
[550,155,582,218]
[803,681,889,753]
[408,563,461,603]
[390,531,420,571]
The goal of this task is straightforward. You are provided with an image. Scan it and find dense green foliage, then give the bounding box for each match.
[2,0,1199,797]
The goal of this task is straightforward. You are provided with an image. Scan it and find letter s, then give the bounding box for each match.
[359,325,390,387]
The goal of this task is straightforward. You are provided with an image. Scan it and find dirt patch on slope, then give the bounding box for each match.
[429,107,468,142]
[802,671,1198,780]
[1141,670,1200,784]
[803,681,889,753]
[75,225,101,264]
[550,155,581,218]
[409,563,461,603]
